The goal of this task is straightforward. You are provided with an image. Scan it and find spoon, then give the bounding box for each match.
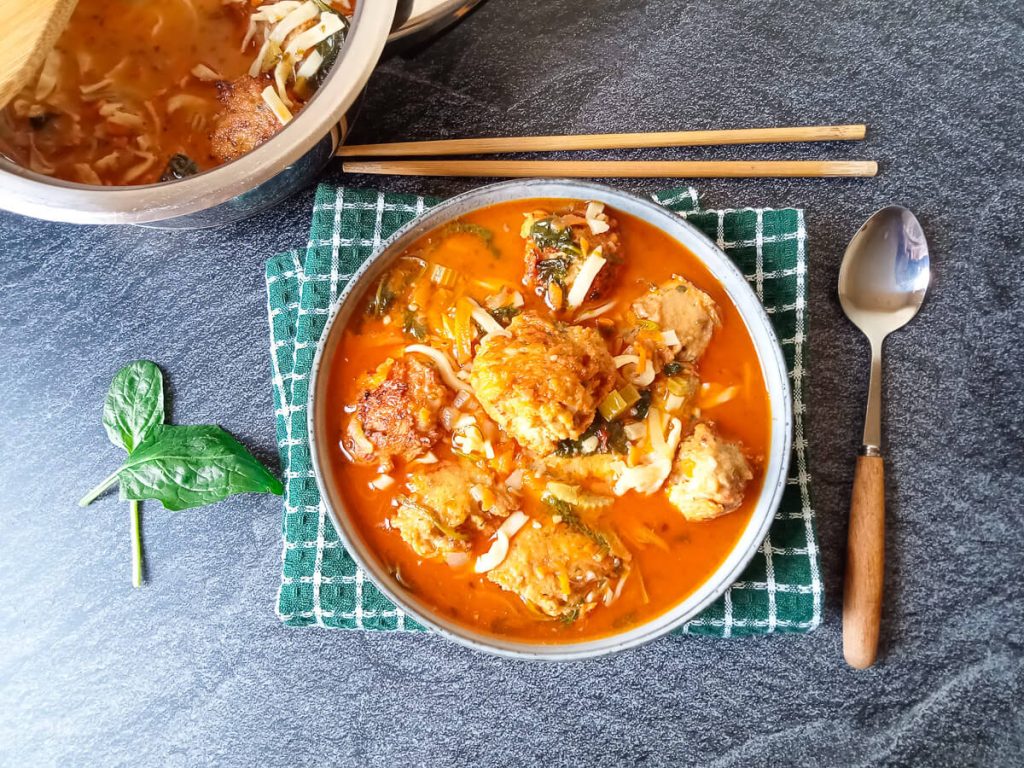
[838,206,930,669]
[0,0,78,109]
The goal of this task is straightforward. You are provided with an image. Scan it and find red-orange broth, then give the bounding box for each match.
[324,199,771,642]
[0,0,355,185]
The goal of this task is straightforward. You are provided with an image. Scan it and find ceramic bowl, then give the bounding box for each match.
[308,179,792,659]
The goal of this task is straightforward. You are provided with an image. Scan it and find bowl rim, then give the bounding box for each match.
[307,179,793,660]
[0,0,397,225]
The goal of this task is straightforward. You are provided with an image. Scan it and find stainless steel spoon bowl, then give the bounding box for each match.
[838,206,930,668]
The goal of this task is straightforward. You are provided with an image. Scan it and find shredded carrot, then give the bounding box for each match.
[546,280,564,311]
[636,342,647,372]
[490,447,515,476]
[558,571,571,597]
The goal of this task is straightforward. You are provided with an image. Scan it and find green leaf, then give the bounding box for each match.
[159,153,199,183]
[309,10,349,92]
[530,217,575,251]
[102,360,165,454]
[488,305,521,326]
[116,425,283,511]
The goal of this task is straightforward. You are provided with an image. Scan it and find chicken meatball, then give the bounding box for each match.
[344,356,451,464]
[209,75,281,164]
[392,461,514,559]
[522,203,623,310]
[487,518,630,620]
[666,423,753,521]
[631,278,720,362]
[470,313,617,454]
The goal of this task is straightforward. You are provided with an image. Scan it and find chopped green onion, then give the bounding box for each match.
[666,375,694,397]
[598,384,641,421]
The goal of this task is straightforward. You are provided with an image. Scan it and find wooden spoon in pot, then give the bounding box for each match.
[0,0,78,109]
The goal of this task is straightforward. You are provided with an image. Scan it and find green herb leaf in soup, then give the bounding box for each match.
[530,218,576,251]
[117,424,284,511]
[102,360,165,453]
[159,154,199,183]
[308,10,350,93]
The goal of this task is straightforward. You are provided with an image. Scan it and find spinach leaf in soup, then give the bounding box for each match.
[631,389,652,421]
[309,11,350,92]
[402,309,427,340]
[488,305,521,326]
[159,154,199,182]
[102,360,165,453]
[530,218,575,251]
[367,279,397,317]
[535,257,569,284]
[116,424,284,511]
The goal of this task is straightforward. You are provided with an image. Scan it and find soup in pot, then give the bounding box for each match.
[0,0,354,186]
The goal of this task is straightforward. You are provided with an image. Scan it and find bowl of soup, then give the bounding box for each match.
[0,0,397,227]
[307,180,792,659]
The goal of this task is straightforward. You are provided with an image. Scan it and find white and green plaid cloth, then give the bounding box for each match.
[265,184,822,637]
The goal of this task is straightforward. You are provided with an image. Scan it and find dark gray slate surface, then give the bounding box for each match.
[1,1,1022,765]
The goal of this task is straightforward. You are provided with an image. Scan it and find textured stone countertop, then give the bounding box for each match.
[1,1,1022,765]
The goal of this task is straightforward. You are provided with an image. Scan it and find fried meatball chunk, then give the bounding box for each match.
[666,423,753,521]
[487,519,630,620]
[522,203,623,309]
[209,75,281,164]
[392,461,515,559]
[631,278,720,362]
[344,356,451,464]
[470,313,616,455]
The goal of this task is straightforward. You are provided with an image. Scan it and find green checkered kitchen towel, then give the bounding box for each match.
[265,184,822,637]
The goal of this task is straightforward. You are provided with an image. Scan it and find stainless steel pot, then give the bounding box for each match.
[307,179,794,660]
[390,0,485,47]
[0,2,403,228]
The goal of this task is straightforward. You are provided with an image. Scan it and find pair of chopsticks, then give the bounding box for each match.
[338,124,877,179]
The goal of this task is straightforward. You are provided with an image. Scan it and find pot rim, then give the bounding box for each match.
[307,179,793,660]
[0,0,397,225]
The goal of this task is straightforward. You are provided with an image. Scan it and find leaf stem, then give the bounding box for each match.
[130,500,143,588]
[77,470,121,507]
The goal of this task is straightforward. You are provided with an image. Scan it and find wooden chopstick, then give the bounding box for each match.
[342,159,879,179]
[337,124,866,158]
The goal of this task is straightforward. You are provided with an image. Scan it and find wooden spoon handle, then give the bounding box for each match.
[843,453,885,668]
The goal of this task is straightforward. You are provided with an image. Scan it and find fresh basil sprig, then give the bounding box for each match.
[78,360,283,586]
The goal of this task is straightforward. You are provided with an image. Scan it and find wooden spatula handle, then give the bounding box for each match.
[843,453,885,669]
